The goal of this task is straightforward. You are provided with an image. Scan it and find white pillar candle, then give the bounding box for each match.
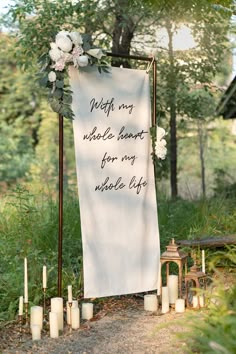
[71,307,80,329]
[43,265,47,289]
[161,286,169,314]
[24,258,28,303]
[192,295,199,308]
[68,285,73,303]
[30,306,43,330]
[175,298,185,313]
[199,295,204,307]
[82,303,93,320]
[49,312,59,338]
[51,297,64,331]
[144,294,158,311]
[168,274,178,304]
[19,296,23,316]
[66,300,78,325]
[202,250,205,273]
[31,324,41,340]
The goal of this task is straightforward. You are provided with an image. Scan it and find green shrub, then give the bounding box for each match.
[186,246,236,354]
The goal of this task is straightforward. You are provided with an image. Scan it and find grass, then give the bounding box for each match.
[0,183,235,324]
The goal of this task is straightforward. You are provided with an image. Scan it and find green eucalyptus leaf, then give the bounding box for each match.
[56,80,64,89]
[53,88,63,99]
[63,94,73,104]
[38,75,48,87]
[49,98,62,113]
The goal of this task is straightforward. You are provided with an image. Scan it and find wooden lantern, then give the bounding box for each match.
[160,238,188,299]
[185,263,207,308]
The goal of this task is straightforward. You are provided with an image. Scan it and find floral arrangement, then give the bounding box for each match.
[155,126,167,160]
[38,30,108,119]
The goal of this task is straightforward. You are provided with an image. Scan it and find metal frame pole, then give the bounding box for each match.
[58,113,63,297]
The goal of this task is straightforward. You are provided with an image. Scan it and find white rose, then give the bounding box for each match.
[49,48,62,62]
[155,126,167,160]
[48,71,57,82]
[77,55,89,67]
[70,31,83,45]
[156,127,166,141]
[56,35,73,53]
[156,144,167,160]
[86,48,104,60]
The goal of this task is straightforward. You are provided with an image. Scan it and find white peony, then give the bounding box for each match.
[48,71,57,82]
[55,30,70,41]
[49,48,62,62]
[56,35,73,53]
[86,48,104,60]
[155,126,167,160]
[69,31,83,45]
[74,54,89,67]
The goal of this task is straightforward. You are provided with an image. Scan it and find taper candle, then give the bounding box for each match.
[19,296,23,316]
[43,265,47,288]
[24,258,28,303]
[68,285,73,303]
[202,250,205,273]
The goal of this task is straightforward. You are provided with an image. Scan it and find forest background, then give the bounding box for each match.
[0,1,236,352]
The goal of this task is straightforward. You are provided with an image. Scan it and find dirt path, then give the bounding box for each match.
[1,297,192,354]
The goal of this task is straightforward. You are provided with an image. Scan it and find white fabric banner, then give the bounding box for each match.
[70,66,160,298]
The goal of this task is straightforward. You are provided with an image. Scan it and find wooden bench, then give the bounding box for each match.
[176,234,236,249]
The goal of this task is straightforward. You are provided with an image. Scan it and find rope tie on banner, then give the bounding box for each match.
[146,57,155,73]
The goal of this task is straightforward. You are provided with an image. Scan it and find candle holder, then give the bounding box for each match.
[68,302,72,332]
[184,262,207,309]
[24,302,29,327]
[160,238,188,299]
[43,287,48,327]
[18,314,23,342]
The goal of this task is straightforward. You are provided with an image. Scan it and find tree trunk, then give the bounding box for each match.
[197,120,206,197]
[166,20,178,198]
[111,0,134,67]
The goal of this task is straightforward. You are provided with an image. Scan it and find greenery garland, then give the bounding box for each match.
[38,30,109,120]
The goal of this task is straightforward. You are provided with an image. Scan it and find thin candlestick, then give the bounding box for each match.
[69,302,72,333]
[24,302,29,327]
[18,314,23,342]
[202,250,206,273]
[43,287,48,326]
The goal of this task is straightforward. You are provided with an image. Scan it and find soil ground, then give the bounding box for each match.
[0,296,195,354]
